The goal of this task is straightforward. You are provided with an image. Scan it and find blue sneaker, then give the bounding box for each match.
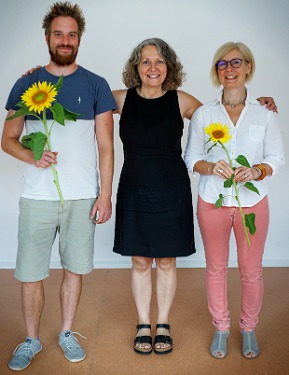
[59,330,86,362]
[8,337,42,371]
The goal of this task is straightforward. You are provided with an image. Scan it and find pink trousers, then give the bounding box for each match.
[197,195,269,332]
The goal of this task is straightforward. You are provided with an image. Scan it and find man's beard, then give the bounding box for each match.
[48,44,78,66]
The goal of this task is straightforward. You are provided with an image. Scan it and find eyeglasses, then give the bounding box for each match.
[216,58,244,71]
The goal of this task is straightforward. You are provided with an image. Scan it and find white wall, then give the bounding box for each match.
[0,0,288,269]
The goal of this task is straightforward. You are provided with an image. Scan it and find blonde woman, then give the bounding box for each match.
[185,42,285,359]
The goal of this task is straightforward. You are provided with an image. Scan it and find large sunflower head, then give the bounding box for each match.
[21,81,57,114]
[205,122,231,144]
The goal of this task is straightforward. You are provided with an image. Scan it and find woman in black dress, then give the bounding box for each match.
[112,38,202,355]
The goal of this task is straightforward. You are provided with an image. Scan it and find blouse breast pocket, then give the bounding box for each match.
[249,125,265,142]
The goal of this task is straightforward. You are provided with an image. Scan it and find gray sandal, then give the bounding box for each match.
[210,330,230,359]
[241,331,259,359]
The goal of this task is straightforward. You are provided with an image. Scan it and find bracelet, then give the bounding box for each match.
[253,164,266,180]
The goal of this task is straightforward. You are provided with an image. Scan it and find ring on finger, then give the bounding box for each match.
[244,174,248,178]
[217,168,223,174]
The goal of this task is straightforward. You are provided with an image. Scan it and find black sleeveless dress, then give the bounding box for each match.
[113,88,195,258]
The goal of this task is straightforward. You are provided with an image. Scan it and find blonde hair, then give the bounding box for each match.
[210,42,255,87]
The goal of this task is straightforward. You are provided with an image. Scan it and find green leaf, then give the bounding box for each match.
[16,101,25,108]
[7,106,34,120]
[215,194,224,208]
[244,182,260,195]
[224,174,234,188]
[245,213,256,235]
[21,135,32,150]
[53,75,64,92]
[63,107,83,121]
[215,198,223,208]
[21,132,47,160]
[236,155,251,168]
[51,103,65,125]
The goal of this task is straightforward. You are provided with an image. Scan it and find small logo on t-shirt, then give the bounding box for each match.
[78,96,81,104]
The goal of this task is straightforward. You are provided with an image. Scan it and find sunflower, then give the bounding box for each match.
[205,122,231,144]
[21,81,57,114]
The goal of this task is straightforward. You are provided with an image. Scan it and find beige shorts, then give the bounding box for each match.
[15,197,96,282]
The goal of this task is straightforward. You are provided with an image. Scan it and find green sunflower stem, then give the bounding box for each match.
[219,141,251,247]
[43,110,64,208]
[219,141,233,168]
[233,180,251,247]
[50,164,64,208]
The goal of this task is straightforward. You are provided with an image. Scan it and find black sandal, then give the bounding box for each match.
[134,324,152,355]
[154,324,173,355]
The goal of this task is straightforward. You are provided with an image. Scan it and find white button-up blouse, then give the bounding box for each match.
[184,90,286,207]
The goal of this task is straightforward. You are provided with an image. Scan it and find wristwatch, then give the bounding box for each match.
[253,164,266,180]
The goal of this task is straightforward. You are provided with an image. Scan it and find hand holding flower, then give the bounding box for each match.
[205,122,260,246]
[7,75,82,207]
[34,150,58,168]
[234,166,260,182]
[212,159,234,179]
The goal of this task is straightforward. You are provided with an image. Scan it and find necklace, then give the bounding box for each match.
[222,93,247,109]
[137,87,166,99]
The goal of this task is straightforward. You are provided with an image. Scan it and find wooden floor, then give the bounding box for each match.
[0,268,288,375]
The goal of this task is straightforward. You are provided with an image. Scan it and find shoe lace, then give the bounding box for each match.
[62,331,87,351]
[13,342,37,359]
